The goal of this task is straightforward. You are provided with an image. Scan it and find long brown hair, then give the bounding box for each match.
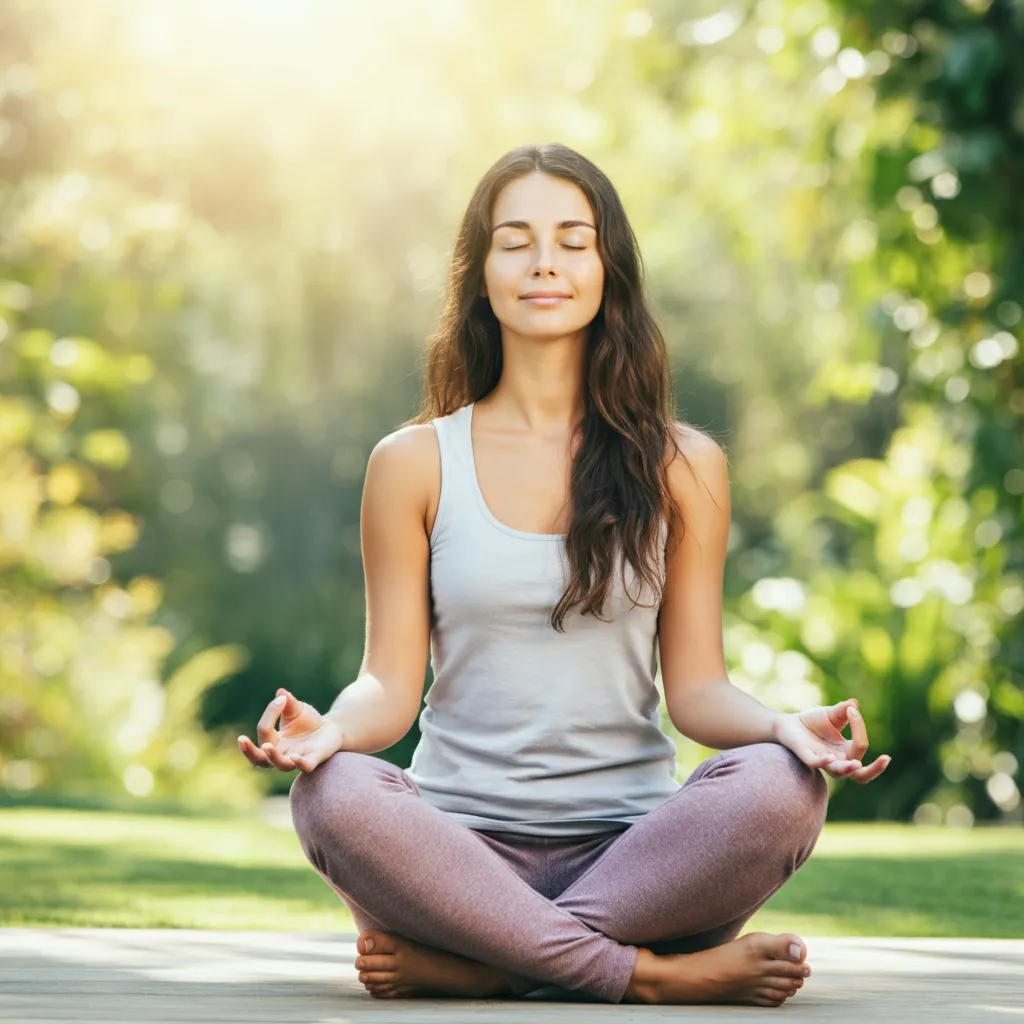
[408,142,690,631]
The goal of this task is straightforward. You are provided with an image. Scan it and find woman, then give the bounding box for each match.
[237,142,890,1006]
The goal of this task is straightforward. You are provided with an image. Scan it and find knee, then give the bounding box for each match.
[288,750,377,840]
[737,743,829,841]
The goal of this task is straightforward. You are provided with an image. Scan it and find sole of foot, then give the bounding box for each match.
[353,928,513,1000]
[626,931,812,1007]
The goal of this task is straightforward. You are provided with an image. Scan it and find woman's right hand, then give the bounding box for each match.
[237,688,344,774]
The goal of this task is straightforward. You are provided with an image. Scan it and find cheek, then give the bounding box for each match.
[579,260,605,304]
[483,256,518,300]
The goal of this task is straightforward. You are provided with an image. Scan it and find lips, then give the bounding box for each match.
[521,293,570,299]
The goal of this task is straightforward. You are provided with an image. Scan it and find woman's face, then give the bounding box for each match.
[481,171,604,340]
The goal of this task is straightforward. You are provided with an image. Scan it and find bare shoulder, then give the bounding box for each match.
[365,422,440,530]
[370,422,439,467]
[665,421,730,512]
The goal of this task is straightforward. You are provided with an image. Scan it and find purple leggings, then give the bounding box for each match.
[289,741,829,1003]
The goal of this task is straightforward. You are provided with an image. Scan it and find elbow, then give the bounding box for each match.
[400,703,423,742]
[664,697,690,739]
[663,675,728,740]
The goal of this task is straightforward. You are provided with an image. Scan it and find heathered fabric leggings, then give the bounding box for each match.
[289,741,829,1004]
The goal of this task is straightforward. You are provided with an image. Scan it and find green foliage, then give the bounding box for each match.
[0,355,261,808]
[0,11,264,810]
[795,0,1024,820]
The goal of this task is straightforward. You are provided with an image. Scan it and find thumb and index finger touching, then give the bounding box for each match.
[255,688,303,741]
[824,696,893,782]
[828,698,869,756]
[237,688,306,770]
[824,697,858,731]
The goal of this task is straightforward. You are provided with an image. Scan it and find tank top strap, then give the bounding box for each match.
[429,404,474,544]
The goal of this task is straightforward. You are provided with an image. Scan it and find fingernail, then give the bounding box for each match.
[849,706,859,717]
[789,943,801,960]
[273,695,285,705]
[365,938,374,952]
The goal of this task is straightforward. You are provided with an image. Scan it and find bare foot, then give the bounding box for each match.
[624,931,812,1007]
[353,929,513,999]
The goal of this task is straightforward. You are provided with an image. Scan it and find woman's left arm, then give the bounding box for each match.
[658,426,890,785]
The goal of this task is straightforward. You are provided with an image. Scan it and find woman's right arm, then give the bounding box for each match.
[320,425,436,754]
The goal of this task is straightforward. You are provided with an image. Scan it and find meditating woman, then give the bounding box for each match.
[237,142,890,1006]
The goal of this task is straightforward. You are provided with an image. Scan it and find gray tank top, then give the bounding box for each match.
[405,402,680,836]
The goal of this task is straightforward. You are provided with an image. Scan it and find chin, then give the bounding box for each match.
[519,322,586,340]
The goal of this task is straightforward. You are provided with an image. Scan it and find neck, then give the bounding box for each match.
[485,330,586,435]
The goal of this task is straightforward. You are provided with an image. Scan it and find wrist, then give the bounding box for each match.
[768,710,788,742]
[323,712,347,752]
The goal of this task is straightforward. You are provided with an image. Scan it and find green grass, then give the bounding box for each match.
[1,807,1021,937]
[751,824,1024,938]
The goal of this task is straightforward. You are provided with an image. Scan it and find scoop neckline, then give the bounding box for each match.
[465,403,566,542]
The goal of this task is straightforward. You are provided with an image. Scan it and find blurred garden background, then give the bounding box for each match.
[0,0,1022,933]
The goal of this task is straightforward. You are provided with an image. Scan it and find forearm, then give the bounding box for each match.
[667,676,783,750]
[323,674,417,755]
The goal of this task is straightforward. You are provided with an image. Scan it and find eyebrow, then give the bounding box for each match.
[491,219,596,233]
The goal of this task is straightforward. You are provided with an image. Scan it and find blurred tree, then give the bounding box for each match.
[804,0,1024,822]
[0,0,261,810]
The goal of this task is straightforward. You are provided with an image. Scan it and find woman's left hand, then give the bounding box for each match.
[774,698,891,783]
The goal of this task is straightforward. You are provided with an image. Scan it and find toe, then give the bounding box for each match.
[361,971,395,984]
[746,932,810,967]
[752,986,788,1006]
[358,929,398,956]
[355,954,395,972]
[763,977,801,994]
[768,960,810,980]
[751,930,808,963]
[777,933,806,962]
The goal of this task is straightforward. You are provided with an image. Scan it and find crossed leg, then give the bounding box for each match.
[551,742,828,956]
[289,742,828,1003]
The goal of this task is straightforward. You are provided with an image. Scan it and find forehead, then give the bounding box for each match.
[491,172,594,226]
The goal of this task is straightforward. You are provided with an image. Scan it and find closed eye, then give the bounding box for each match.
[502,244,587,251]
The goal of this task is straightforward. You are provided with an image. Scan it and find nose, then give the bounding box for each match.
[531,237,558,276]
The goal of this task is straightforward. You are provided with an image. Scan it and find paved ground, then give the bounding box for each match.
[0,930,1021,1022]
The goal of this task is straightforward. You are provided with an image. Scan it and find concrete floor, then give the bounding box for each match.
[0,930,1022,1022]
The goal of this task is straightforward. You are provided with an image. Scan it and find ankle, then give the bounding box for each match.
[623,947,661,1004]
[481,965,515,997]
